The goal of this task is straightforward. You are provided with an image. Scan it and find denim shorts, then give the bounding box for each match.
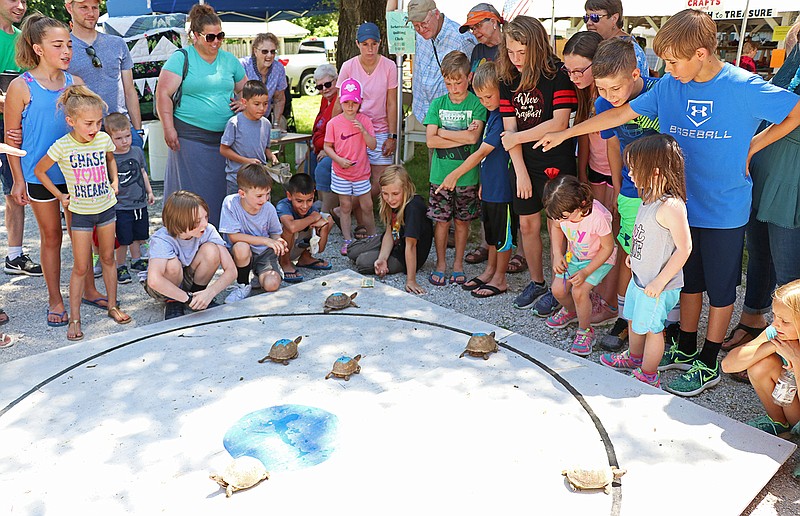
[71,206,116,232]
[623,280,681,335]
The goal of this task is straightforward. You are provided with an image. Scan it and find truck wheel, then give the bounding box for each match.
[300,72,318,96]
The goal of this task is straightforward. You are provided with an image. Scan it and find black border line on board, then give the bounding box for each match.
[0,312,623,513]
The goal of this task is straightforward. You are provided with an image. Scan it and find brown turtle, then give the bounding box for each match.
[325,354,362,381]
[258,336,302,365]
[459,331,499,360]
[324,292,359,313]
[210,456,269,497]
[562,466,626,494]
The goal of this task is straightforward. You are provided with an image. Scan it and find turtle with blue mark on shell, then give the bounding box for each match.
[459,331,499,360]
[324,292,358,313]
[259,336,302,365]
[325,354,362,381]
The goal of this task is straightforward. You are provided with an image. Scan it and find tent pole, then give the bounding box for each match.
[735,0,751,67]
[395,0,405,165]
[550,0,555,49]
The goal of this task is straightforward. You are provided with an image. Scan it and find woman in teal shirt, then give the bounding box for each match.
[156,3,246,226]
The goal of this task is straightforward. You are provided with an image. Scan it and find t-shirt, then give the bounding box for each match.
[149,224,226,266]
[115,146,148,210]
[69,32,133,116]
[630,37,650,78]
[0,27,20,74]
[480,110,513,203]
[470,43,498,75]
[629,63,799,228]
[739,55,757,74]
[559,200,617,266]
[324,112,374,181]
[587,131,611,175]
[424,92,487,186]
[389,194,432,271]
[597,76,660,199]
[276,197,320,225]
[499,68,578,173]
[47,132,117,215]
[219,193,282,255]
[162,46,245,132]
[240,56,287,119]
[337,56,397,134]
[221,113,272,175]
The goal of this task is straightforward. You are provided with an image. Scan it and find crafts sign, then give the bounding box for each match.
[686,1,782,19]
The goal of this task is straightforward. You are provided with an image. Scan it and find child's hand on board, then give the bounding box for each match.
[406,279,425,295]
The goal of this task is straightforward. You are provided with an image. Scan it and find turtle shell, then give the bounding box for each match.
[562,467,625,494]
[460,331,498,359]
[324,292,359,313]
[211,456,269,497]
[325,354,362,380]
[259,336,302,365]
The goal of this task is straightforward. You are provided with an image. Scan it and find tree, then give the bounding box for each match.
[293,12,339,38]
[335,0,387,68]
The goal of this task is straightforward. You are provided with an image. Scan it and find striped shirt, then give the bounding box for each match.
[47,132,117,215]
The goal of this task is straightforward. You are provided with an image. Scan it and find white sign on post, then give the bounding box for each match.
[386,11,416,55]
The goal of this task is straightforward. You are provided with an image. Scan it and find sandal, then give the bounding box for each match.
[721,323,766,352]
[461,277,486,292]
[67,319,84,341]
[0,333,13,349]
[353,225,368,240]
[428,271,447,286]
[108,306,132,325]
[507,254,528,274]
[283,270,304,283]
[471,284,507,298]
[465,247,489,264]
[729,370,750,383]
[449,272,466,285]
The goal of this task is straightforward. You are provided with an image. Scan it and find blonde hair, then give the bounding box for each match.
[472,61,499,93]
[58,85,107,120]
[497,16,559,93]
[440,50,470,80]
[379,165,416,228]
[774,279,800,336]
[624,134,686,203]
[162,191,210,236]
[653,9,718,59]
[16,14,69,70]
[743,40,758,54]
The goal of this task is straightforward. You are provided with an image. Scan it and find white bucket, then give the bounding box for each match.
[144,120,167,182]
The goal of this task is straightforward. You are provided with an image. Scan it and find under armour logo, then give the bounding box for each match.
[686,100,713,127]
[690,105,707,117]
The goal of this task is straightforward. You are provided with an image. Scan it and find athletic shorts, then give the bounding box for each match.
[144,266,196,302]
[289,227,313,261]
[588,166,613,187]
[27,182,68,202]
[116,207,149,245]
[427,184,480,222]
[367,133,393,166]
[71,206,116,232]
[617,194,642,254]
[682,225,745,307]
[331,171,371,196]
[555,258,614,286]
[481,200,517,252]
[512,162,577,216]
[251,248,283,277]
[624,280,681,335]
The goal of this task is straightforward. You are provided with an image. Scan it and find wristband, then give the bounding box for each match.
[388,133,398,139]
[184,291,193,304]
[136,129,145,136]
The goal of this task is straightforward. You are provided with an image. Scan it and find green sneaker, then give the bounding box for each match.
[658,341,698,371]
[747,414,790,436]
[665,360,721,397]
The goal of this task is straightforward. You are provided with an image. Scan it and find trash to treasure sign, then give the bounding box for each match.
[386,10,416,55]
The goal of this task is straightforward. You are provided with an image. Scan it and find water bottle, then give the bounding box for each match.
[772,368,797,407]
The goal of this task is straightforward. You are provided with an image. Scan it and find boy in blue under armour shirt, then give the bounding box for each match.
[537,8,800,397]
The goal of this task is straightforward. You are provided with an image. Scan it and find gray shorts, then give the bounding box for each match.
[143,266,196,302]
[289,228,313,260]
[251,248,282,277]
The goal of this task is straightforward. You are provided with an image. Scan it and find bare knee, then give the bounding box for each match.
[231,242,252,264]
[260,271,281,292]
[748,354,782,382]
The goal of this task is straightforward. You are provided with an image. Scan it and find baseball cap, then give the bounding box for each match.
[406,0,437,23]
[459,3,503,33]
[339,78,363,104]
[356,22,381,43]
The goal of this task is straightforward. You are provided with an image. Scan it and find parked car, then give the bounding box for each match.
[281,37,337,96]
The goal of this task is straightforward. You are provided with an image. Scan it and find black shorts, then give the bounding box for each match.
[482,201,517,252]
[27,182,68,202]
[512,159,577,216]
[587,166,612,187]
[682,225,745,307]
[116,208,150,245]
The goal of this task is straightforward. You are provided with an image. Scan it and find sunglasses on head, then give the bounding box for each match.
[199,31,225,42]
[259,48,278,55]
[85,45,101,68]
[315,81,334,91]
[583,13,609,23]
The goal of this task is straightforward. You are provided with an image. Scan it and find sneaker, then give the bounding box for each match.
[532,290,561,317]
[664,360,721,397]
[658,341,698,371]
[164,301,186,320]
[570,327,595,356]
[92,254,102,278]
[130,259,148,272]
[514,281,548,309]
[340,239,352,256]
[600,350,641,371]
[4,254,43,276]
[117,266,132,284]
[546,307,578,329]
[600,318,629,351]
[747,414,791,436]
[140,242,150,258]
[590,292,617,326]
[631,367,661,388]
[225,283,252,304]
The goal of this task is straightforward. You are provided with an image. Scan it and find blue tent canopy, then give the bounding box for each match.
[150,0,335,21]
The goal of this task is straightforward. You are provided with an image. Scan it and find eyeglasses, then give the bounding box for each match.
[469,19,490,33]
[259,48,278,55]
[411,10,436,31]
[315,81,334,91]
[85,45,101,68]
[199,31,225,42]
[561,63,592,78]
[583,13,609,23]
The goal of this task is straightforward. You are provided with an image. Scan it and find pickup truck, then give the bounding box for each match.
[280,37,337,96]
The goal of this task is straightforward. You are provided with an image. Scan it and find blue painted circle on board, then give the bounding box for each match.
[223,405,338,472]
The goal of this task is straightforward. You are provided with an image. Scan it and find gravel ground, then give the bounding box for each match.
[1,186,798,514]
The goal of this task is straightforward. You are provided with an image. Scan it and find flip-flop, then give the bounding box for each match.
[461,277,486,292]
[296,258,332,270]
[0,333,13,349]
[721,323,765,352]
[507,254,528,274]
[283,271,304,283]
[471,285,507,298]
[67,319,84,341]
[0,309,8,326]
[428,271,446,286]
[353,225,368,240]
[449,272,466,285]
[82,297,109,309]
[46,309,68,327]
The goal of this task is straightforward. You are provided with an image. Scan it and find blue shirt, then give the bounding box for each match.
[276,197,320,221]
[596,76,660,199]
[630,64,799,228]
[240,56,287,120]
[219,193,282,255]
[480,110,513,203]
[69,32,133,116]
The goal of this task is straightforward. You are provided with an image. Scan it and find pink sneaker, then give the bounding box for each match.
[570,327,595,356]
[590,292,618,326]
[600,350,641,371]
[340,239,352,256]
[632,367,661,388]
[546,307,578,329]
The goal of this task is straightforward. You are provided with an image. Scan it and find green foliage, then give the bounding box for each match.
[293,13,339,38]
[26,0,106,23]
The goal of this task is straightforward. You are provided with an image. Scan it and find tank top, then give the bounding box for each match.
[19,71,73,185]
[629,196,684,291]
